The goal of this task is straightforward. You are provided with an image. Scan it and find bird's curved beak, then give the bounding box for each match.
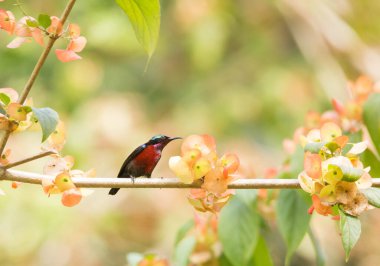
[169,136,182,141]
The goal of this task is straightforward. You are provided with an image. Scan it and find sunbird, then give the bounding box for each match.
[109,135,181,195]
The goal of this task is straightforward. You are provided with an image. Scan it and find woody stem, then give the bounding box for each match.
[1,171,380,189]
[4,150,56,169]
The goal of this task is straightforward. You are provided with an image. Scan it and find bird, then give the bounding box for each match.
[109,135,181,195]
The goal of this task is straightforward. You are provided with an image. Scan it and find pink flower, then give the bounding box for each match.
[0,9,15,34]
[55,23,86,62]
[61,188,82,207]
[181,134,216,157]
[55,49,82,62]
[47,16,62,35]
[67,36,86,52]
[7,16,44,48]
[304,152,322,179]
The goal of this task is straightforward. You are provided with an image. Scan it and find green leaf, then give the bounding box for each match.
[348,131,363,143]
[325,141,340,153]
[290,145,304,177]
[276,190,311,266]
[173,236,196,266]
[361,187,380,208]
[0,93,11,105]
[339,209,361,262]
[339,164,364,182]
[235,189,257,208]
[219,196,259,266]
[304,142,326,154]
[279,145,304,179]
[361,149,380,177]
[32,107,59,142]
[22,106,32,114]
[363,93,380,156]
[249,235,273,266]
[38,14,52,28]
[219,253,234,266]
[342,143,354,156]
[26,19,39,28]
[174,219,194,245]
[115,0,160,60]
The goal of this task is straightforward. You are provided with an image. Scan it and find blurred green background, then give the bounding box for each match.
[1,0,380,265]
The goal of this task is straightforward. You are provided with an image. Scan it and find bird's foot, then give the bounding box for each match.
[131,176,135,184]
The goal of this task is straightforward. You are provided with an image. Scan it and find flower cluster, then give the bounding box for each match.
[42,122,95,207]
[169,134,239,212]
[187,188,233,213]
[0,88,35,186]
[55,23,87,62]
[283,76,379,155]
[0,88,36,134]
[333,76,380,131]
[0,6,86,62]
[0,89,31,192]
[188,213,221,265]
[0,87,93,206]
[298,122,372,217]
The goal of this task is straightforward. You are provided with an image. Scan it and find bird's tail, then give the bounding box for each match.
[109,188,120,195]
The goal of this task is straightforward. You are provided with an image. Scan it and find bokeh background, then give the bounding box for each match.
[1,0,380,265]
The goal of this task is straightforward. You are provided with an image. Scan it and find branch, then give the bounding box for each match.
[17,38,57,105]
[17,0,77,105]
[59,0,77,26]
[1,170,380,189]
[4,150,56,169]
[0,131,12,158]
[0,0,78,156]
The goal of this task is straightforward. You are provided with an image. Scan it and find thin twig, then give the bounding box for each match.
[4,150,56,169]
[59,0,77,26]
[0,131,11,158]
[1,170,380,189]
[14,0,28,17]
[18,0,77,105]
[17,38,57,104]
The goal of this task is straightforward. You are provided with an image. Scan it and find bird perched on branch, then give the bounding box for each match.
[109,135,181,195]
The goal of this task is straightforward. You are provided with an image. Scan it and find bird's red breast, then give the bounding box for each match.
[132,144,162,174]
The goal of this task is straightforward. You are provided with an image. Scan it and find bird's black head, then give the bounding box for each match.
[148,134,181,145]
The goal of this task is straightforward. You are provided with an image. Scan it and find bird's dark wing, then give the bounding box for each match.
[117,144,146,177]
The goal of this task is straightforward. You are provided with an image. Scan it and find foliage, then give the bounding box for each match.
[363,93,380,156]
[293,77,380,260]
[115,0,160,63]
[0,0,95,205]
[249,236,273,266]
[219,193,259,266]
[31,107,58,142]
[276,190,311,265]
[173,214,220,265]
[339,209,361,262]
[0,8,86,62]
[1,0,380,265]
